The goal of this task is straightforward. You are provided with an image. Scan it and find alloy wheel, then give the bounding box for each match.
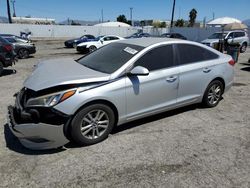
[80,110,109,139]
[207,84,222,105]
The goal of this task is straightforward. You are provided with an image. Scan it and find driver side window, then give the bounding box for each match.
[134,45,174,71]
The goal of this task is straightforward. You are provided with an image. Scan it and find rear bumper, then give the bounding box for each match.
[7,105,69,150]
[64,42,74,48]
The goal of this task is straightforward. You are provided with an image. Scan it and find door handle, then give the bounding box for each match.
[203,68,211,73]
[166,76,177,82]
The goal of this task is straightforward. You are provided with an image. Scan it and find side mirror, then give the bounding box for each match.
[128,66,149,76]
[100,39,104,44]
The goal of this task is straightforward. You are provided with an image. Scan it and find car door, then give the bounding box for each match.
[175,43,219,105]
[233,32,245,45]
[102,36,119,46]
[125,44,179,120]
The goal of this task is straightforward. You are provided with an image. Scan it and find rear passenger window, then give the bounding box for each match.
[176,44,218,65]
[235,32,245,38]
[134,45,174,71]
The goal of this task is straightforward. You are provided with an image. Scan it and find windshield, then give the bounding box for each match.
[78,43,144,74]
[95,36,104,41]
[208,33,228,39]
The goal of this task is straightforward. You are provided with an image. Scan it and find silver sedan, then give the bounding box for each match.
[8,38,234,150]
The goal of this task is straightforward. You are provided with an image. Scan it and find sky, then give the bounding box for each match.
[0,0,249,22]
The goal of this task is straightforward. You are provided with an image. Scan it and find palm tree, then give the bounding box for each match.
[188,8,197,27]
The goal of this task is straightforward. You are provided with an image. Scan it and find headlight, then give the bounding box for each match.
[26,89,76,107]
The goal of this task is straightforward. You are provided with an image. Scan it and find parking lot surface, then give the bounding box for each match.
[0,40,249,188]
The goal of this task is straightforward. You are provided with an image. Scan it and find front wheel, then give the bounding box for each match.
[89,45,97,53]
[70,104,115,146]
[18,48,29,59]
[240,43,247,53]
[203,80,224,108]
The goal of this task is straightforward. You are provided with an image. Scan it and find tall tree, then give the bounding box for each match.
[6,0,12,23]
[175,19,184,27]
[117,15,128,24]
[188,8,197,27]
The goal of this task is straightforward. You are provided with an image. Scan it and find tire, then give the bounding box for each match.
[0,61,3,76]
[202,80,224,108]
[240,43,247,53]
[89,46,97,53]
[70,104,115,146]
[18,48,29,59]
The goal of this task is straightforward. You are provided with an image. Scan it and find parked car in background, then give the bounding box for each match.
[161,33,187,40]
[77,35,124,53]
[0,36,16,76]
[0,34,36,59]
[201,30,249,53]
[8,38,234,150]
[126,33,151,39]
[64,35,96,48]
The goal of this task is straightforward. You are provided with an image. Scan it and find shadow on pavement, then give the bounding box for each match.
[4,124,66,155]
[241,67,250,72]
[4,103,203,153]
[0,69,16,77]
[112,104,200,134]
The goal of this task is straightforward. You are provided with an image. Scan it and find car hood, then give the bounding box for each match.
[201,39,219,43]
[24,58,110,91]
[77,40,100,47]
[66,38,80,43]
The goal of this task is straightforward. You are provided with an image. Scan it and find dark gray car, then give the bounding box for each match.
[0,36,15,75]
[0,34,36,59]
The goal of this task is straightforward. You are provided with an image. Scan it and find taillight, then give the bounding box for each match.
[3,44,13,52]
[228,59,235,66]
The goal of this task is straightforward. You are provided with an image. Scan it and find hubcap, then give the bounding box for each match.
[208,84,222,105]
[242,45,246,52]
[19,49,28,58]
[80,110,109,139]
[89,46,96,52]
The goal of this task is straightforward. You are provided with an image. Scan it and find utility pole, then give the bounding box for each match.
[101,9,104,23]
[11,0,16,17]
[170,0,176,28]
[130,7,133,26]
[6,0,12,23]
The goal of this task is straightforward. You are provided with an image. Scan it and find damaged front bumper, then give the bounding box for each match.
[7,90,70,150]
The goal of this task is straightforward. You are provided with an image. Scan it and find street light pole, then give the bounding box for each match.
[170,0,176,28]
[11,0,16,17]
[130,7,133,26]
[101,9,104,23]
[6,0,12,23]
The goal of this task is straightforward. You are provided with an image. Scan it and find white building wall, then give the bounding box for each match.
[0,23,139,38]
[0,23,222,42]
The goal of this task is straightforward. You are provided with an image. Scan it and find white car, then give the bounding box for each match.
[201,30,249,53]
[76,35,124,53]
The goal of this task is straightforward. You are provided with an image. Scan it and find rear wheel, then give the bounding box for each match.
[18,48,29,59]
[203,80,224,108]
[240,43,247,53]
[0,61,3,76]
[89,46,97,53]
[70,104,115,146]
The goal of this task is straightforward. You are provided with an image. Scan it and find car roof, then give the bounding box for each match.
[215,30,246,33]
[118,37,180,47]
[0,34,15,37]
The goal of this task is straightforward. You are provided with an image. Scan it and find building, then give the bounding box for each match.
[12,16,55,25]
